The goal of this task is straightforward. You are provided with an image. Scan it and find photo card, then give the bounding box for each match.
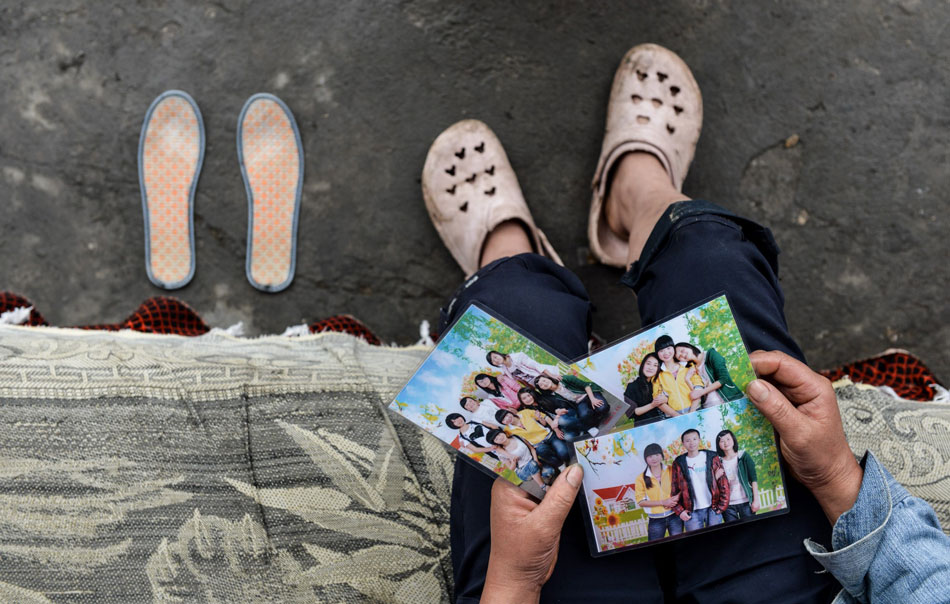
[575,399,789,554]
[571,294,790,555]
[389,303,629,499]
[573,294,757,430]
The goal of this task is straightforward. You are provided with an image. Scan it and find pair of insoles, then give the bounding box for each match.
[139,90,303,292]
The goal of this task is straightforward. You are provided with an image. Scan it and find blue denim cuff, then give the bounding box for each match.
[804,450,950,603]
[803,452,900,600]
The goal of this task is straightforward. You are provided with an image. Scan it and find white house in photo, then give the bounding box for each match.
[593,484,639,513]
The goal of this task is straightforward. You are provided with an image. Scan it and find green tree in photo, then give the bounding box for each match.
[443,309,560,366]
[484,317,560,366]
[441,311,489,361]
[720,402,783,496]
[685,297,756,391]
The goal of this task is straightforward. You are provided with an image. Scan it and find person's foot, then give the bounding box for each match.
[588,43,703,267]
[421,119,563,277]
[479,219,532,268]
[604,153,689,266]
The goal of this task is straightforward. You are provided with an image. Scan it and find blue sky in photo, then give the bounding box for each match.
[390,305,500,445]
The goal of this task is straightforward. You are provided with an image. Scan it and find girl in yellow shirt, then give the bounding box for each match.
[634,443,683,540]
[653,335,705,413]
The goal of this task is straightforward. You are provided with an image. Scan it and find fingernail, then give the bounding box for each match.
[566,463,583,487]
[747,380,768,403]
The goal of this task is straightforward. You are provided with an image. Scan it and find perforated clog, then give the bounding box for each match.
[588,44,703,268]
[423,119,562,277]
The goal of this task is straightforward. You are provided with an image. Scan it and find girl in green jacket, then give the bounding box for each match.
[675,342,744,407]
[715,429,760,521]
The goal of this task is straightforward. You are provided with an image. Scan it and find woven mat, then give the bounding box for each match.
[0,326,448,603]
[0,326,946,603]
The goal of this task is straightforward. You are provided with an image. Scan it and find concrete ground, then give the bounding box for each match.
[1,1,947,381]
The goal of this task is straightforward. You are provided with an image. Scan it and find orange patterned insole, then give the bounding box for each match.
[240,98,301,290]
[141,95,201,286]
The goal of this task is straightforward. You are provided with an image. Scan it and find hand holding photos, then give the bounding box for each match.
[573,295,790,555]
[482,465,585,600]
[746,350,864,523]
[388,295,789,555]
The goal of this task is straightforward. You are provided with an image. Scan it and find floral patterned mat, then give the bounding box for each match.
[0,325,946,603]
[0,326,451,603]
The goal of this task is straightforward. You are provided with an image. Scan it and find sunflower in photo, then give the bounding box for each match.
[607,513,620,527]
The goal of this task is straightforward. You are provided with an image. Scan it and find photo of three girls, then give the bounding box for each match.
[624,335,744,427]
[445,349,612,488]
[635,428,760,541]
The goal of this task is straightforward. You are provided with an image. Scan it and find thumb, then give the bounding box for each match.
[746,379,801,435]
[535,464,583,525]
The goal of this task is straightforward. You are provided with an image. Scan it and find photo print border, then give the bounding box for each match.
[388,302,629,499]
[571,294,791,555]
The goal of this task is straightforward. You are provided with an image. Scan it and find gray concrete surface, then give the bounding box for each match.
[1,0,947,381]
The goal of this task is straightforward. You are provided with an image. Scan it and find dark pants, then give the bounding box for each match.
[574,393,609,428]
[647,514,684,541]
[534,434,573,468]
[724,501,756,523]
[551,409,586,442]
[441,201,840,603]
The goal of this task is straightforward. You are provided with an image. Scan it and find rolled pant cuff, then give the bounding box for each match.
[620,199,804,360]
[621,199,782,290]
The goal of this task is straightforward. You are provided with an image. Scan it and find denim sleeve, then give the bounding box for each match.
[804,451,950,603]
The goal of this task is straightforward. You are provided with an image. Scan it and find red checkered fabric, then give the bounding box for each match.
[820,350,942,402]
[77,297,211,336]
[1,291,382,344]
[308,314,381,346]
[0,292,49,326]
[2,292,943,395]
[0,293,210,334]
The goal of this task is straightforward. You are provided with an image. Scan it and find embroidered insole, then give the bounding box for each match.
[139,90,204,289]
[237,94,303,292]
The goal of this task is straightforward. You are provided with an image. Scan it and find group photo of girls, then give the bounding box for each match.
[390,304,627,498]
[574,396,789,554]
[575,295,755,427]
[620,334,745,426]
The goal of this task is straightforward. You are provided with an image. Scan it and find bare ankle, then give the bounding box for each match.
[603,152,690,263]
[479,220,533,267]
